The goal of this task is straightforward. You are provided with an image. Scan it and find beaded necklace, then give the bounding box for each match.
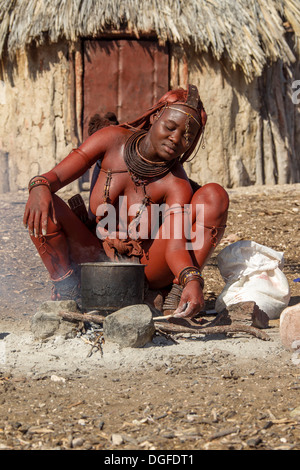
[123,130,177,238]
[124,130,177,186]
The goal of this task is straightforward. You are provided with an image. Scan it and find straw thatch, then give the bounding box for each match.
[0,0,299,79]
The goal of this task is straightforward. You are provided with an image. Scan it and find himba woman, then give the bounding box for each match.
[23,84,229,320]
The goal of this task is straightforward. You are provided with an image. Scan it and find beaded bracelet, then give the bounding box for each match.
[28,175,51,193]
[178,266,204,289]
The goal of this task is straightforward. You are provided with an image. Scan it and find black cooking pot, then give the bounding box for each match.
[80,262,145,314]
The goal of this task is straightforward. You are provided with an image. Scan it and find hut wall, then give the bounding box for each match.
[0,39,299,193]
[171,47,300,188]
[0,40,78,193]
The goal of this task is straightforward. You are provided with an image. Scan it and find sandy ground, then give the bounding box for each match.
[0,184,300,451]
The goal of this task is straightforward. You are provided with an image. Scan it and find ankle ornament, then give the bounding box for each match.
[51,269,81,305]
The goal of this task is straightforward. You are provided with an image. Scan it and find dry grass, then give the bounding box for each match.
[0,0,299,78]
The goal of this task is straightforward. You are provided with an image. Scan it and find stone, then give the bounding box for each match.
[38,300,79,314]
[280,304,300,351]
[144,288,164,313]
[290,406,300,418]
[103,304,155,348]
[221,301,269,329]
[50,374,66,383]
[31,300,80,340]
[72,437,85,448]
[246,437,262,448]
[111,433,124,446]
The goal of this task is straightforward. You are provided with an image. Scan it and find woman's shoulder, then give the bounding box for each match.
[91,125,135,147]
[93,125,135,137]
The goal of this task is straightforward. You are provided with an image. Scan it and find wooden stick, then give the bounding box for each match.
[58,310,106,324]
[154,322,271,341]
[153,314,174,321]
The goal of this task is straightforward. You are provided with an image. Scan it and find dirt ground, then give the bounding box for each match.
[0,184,300,452]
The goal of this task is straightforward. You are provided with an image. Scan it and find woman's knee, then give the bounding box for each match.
[52,194,71,216]
[44,194,67,232]
[193,183,229,216]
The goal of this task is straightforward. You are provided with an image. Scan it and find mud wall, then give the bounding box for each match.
[0,40,78,193]
[171,47,300,188]
[0,40,299,193]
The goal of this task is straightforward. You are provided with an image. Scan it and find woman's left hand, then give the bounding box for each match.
[173,280,205,319]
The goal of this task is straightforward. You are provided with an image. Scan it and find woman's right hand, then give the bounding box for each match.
[23,187,57,238]
[173,280,205,319]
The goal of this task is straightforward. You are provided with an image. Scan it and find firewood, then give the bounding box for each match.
[154,321,271,341]
[58,310,106,324]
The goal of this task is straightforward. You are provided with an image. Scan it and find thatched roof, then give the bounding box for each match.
[0,0,299,79]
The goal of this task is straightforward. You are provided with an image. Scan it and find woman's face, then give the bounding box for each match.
[143,105,200,162]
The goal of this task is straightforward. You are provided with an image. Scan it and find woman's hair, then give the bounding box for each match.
[88,112,119,136]
[121,84,207,164]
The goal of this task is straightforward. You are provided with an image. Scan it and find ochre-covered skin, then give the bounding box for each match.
[23,94,229,318]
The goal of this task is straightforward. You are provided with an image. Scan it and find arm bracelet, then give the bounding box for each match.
[28,175,51,193]
[178,266,204,289]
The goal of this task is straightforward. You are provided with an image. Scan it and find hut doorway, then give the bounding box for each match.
[82,39,169,140]
[80,38,169,186]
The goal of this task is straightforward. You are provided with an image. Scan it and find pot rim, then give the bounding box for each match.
[80,262,146,267]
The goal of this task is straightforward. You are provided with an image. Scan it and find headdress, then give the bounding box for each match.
[121,84,207,164]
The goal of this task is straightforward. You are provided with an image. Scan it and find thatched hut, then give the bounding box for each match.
[0,0,299,192]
